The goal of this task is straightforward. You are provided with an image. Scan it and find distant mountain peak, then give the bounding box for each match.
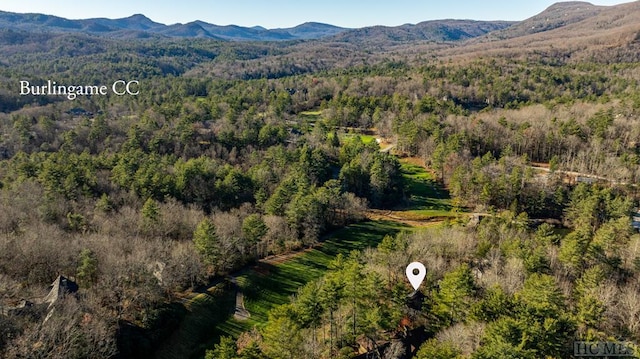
[128,13,149,19]
[486,0,604,40]
[122,14,155,23]
[296,21,337,27]
[546,1,596,10]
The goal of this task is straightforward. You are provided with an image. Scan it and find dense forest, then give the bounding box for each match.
[3,2,640,359]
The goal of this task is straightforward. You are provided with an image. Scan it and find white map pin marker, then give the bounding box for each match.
[406,262,426,291]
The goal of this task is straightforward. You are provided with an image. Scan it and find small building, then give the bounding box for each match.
[632,210,640,231]
[42,275,78,309]
[576,176,598,185]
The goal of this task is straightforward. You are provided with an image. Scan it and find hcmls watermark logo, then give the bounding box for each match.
[574,341,637,357]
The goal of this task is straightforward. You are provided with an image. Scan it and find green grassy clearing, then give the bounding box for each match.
[299,110,322,116]
[298,110,322,122]
[341,133,377,144]
[213,220,408,339]
[399,160,455,219]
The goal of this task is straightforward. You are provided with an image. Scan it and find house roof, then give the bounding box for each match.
[42,275,78,306]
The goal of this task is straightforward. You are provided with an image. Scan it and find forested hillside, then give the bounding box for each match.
[2,2,640,359]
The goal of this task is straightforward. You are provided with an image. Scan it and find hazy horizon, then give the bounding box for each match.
[0,0,631,29]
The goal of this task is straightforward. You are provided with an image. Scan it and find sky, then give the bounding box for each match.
[0,1,631,29]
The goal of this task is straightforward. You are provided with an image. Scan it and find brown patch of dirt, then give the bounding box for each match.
[365,209,445,228]
[259,246,319,266]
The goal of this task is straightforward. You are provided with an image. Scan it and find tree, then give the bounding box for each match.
[293,281,324,356]
[573,266,607,333]
[173,156,217,207]
[340,253,365,342]
[534,223,560,246]
[298,145,331,185]
[242,214,267,258]
[77,248,98,288]
[473,318,537,359]
[433,264,477,326]
[517,274,565,319]
[369,153,404,207]
[285,190,323,244]
[512,274,575,357]
[549,155,560,172]
[559,228,592,272]
[416,339,462,359]
[377,234,408,285]
[471,285,515,322]
[217,167,255,210]
[339,158,370,198]
[193,218,221,271]
[265,176,299,216]
[318,276,343,355]
[261,314,303,359]
[273,91,292,116]
[590,217,631,269]
[258,124,287,148]
[329,131,340,147]
[207,336,238,359]
[238,342,264,359]
[142,197,160,223]
[242,214,268,245]
[563,185,632,233]
[95,193,113,213]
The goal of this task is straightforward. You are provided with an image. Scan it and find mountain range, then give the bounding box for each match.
[0,1,638,70]
[0,11,342,41]
[2,2,632,44]
[0,9,517,42]
[0,10,351,41]
[1,1,638,45]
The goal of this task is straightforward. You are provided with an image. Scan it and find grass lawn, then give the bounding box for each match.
[298,110,322,122]
[341,133,377,145]
[399,160,456,219]
[213,220,408,339]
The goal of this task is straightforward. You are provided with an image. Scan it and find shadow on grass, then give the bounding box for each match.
[400,162,454,215]
[214,220,407,340]
[154,283,235,359]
